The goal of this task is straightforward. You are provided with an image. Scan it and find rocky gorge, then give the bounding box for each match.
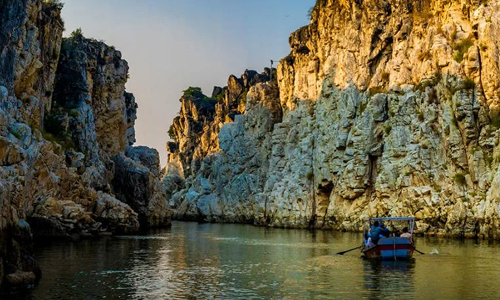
[164,0,500,240]
[3,0,500,294]
[0,0,169,291]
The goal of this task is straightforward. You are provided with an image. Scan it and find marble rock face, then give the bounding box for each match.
[163,0,500,239]
[0,0,169,291]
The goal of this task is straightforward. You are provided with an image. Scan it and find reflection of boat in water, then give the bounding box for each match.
[364,259,416,278]
[362,217,416,261]
[362,259,416,297]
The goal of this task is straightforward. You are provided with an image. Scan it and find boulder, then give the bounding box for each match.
[113,152,170,228]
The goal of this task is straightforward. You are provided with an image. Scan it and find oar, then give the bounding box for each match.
[411,245,425,255]
[336,245,363,255]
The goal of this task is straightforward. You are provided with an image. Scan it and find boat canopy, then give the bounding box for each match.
[365,217,415,222]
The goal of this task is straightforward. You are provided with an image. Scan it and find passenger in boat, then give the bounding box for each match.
[381,223,390,237]
[370,221,389,244]
[401,227,412,239]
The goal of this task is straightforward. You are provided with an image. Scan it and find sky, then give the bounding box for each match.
[61,0,314,165]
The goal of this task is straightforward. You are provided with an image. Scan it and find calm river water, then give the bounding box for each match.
[25,221,500,299]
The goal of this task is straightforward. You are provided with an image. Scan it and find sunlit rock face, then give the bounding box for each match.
[164,0,500,239]
[163,70,278,222]
[0,0,169,291]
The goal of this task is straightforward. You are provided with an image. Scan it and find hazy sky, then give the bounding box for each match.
[61,0,314,165]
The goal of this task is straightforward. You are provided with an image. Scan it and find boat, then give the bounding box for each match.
[361,217,416,261]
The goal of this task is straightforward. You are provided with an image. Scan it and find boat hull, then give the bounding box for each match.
[362,237,414,261]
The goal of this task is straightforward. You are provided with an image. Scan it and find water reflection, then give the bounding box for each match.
[26,222,500,299]
[362,260,415,300]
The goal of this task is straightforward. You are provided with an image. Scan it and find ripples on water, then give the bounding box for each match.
[25,222,500,299]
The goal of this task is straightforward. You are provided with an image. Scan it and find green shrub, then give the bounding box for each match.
[213,92,224,101]
[44,0,64,9]
[359,101,368,114]
[463,78,476,90]
[307,0,327,20]
[453,38,474,63]
[381,72,390,82]
[168,125,176,140]
[41,130,76,151]
[453,173,467,186]
[449,77,476,95]
[306,172,314,181]
[41,131,58,143]
[416,71,442,92]
[369,86,386,96]
[384,123,392,135]
[182,87,204,98]
[70,28,83,39]
[307,6,314,19]
[418,111,425,122]
[417,50,432,61]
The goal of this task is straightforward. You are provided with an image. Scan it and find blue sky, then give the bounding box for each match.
[62,0,314,164]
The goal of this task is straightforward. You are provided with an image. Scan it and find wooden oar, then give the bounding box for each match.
[411,245,425,255]
[336,245,363,255]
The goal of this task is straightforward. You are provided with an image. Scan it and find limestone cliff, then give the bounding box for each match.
[164,69,278,222]
[0,0,169,291]
[164,0,500,239]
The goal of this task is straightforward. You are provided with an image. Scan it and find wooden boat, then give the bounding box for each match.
[361,217,416,261]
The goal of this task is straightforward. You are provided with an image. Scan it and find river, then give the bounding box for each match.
[24,221,500,299]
